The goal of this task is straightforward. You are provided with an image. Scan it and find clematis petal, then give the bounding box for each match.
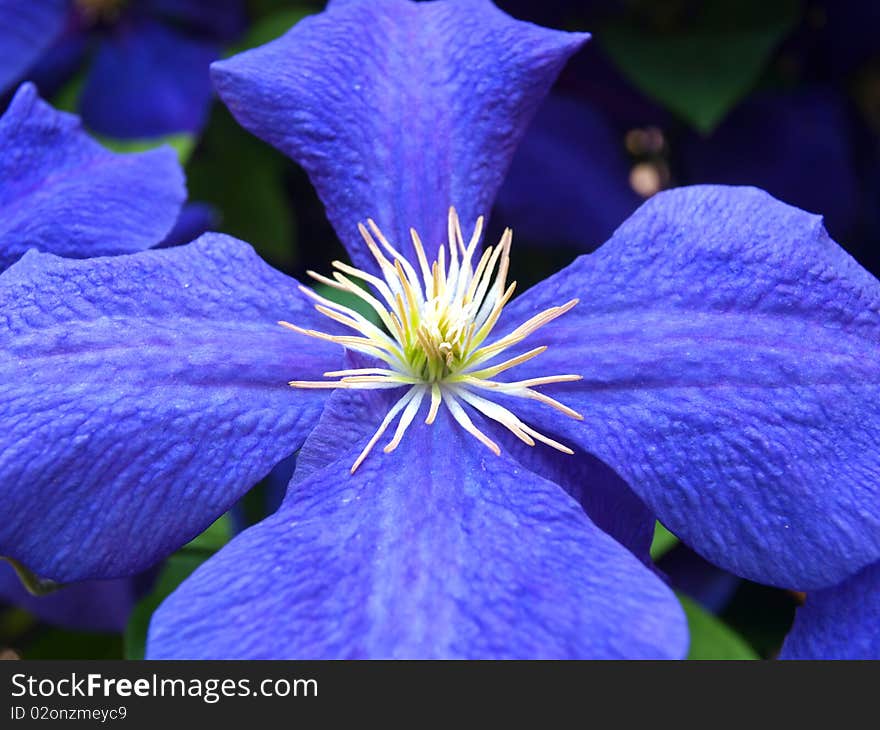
[292,383,655,563]
[491,428,656,566]
[0,234,340,582]
[290,384,394,486]
[0,562,147,633]
[24,23,89,100]
[139,0,246,41]
[0,83,185,271]
[147,406,687,659]
[780,561,880,660]
[495,93,640,253]
[680,88,860,242]
[0,0,67,96]
[81,20,217,138]
[212,0,587,273]
[158,202,219,248]
[497,185,880,590]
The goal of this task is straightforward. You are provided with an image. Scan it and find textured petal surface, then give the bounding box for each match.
[148,407,687,659]
[81,20,217,137]
[0,562,146,633]
[212,0,587,273]
[0,234,340,581]
[495,93,640,252]
[781,561,880,659]
[0,0,67,95]
[493,428,656,566]
[0,83,185,270]
[496,185,880,590]
[292,384,656,564]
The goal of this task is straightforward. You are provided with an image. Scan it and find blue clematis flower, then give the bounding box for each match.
[0,0,244,138]
[0,81,185,271]
[2,0,879,659]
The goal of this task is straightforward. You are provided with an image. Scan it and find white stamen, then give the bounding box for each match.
[284,207,582,472]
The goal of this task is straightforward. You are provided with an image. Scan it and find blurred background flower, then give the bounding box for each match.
[0,0,246,138]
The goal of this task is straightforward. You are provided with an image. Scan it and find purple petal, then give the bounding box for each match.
[147,405,687,659]
[492,428,656,566]
[138,0,246,41]
[295,369,655,563]
[495,93,640,252]
[780,561,880,659]
[0,562,145,633]
[290,374,395,485]
[0,234,340,582]
[0,83,185,270]
[23,13,88,99]
[212,0,587,273]
[0,0,67,96]
[679,88,860,241]
[81,20,217,138]
[497,185,880,590]
[158,202,219,248]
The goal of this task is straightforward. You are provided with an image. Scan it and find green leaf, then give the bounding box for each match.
[679,594,759,660]
[23,630,124,660]
[650,521,679,561]
[183,513,232,553]
[313,282,383,328]
[50,72,85,113]
[599,0,800,132]
[98,133,197,166]
[0,608,36,643]
[124,515,232,660]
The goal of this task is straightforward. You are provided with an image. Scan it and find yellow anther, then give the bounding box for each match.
[283,208,581,472]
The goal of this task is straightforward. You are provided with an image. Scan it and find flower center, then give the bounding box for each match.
[281,208,583,472]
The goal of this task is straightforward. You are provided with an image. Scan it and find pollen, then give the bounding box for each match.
[281,207,583,473]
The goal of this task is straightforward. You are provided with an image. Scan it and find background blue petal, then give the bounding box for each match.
[80,20,218,138]
[679,88,860,242]
[148,407,687,659]
[0,0,67,96]
[23,21,89,100]
[212,0,587,273]
[158,202,219,248]
[0,234,340,582]
[780,561,880,659]
[0,83,185,270]
[0,562,147,633]
[139,0,246,41]
[495,93,640,253]
[494,185,880,590]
